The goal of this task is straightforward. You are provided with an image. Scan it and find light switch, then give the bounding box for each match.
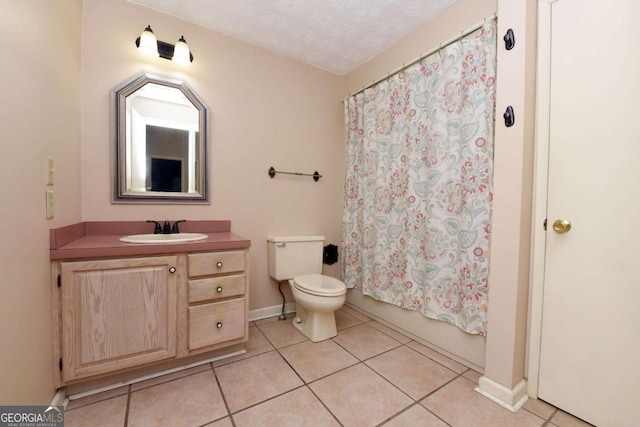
[45,156,55,185]
[46,190,54,219]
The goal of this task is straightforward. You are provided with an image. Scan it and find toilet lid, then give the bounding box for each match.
[292,274,346,296]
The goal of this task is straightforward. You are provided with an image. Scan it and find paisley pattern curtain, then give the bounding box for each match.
[341,19,497,335]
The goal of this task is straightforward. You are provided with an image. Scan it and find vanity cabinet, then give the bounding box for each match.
[53,248,249,387]
[59,256,179,382]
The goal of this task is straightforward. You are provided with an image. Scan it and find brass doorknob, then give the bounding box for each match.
[552,219,571,233]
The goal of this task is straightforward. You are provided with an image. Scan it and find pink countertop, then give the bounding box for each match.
[50,221,251,260]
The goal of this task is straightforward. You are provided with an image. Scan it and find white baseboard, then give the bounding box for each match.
[475,376,528,412]
[249,302,297,322]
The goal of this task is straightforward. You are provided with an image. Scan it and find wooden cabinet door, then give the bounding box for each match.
[60,256,178,382]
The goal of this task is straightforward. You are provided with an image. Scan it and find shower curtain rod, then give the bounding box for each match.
[344,12,498,100]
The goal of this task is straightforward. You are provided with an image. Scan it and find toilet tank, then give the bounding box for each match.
[267,236,325,281]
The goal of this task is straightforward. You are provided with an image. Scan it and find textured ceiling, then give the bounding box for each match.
[128,0,459,75]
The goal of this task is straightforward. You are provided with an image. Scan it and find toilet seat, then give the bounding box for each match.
[292,274,346,297]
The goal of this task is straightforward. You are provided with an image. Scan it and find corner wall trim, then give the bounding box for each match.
[475,376,528,412]
[50,388,68,409]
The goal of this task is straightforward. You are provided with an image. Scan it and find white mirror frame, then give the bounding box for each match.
[112,72,209,203]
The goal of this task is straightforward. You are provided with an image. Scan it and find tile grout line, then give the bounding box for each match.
[232,314,399,424]
[123,385,131,427]
[273,340,344,425]
[359,346,463,425]
[313,331,459,426]
[301,384,345,427]
[70,310,514,426]
[303,315,457,425]
[212,343,309,419]
[209,362,237,426]
[374,401,454,427]
[336,319,474,378]
[270,334,353,426]
[540,408,559,426]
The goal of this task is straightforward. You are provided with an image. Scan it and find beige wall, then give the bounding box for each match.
[343,0,497,370]
[1,0,536,404]
[0,0,82,404]
[482,0,537,394]
[80,0,346,311]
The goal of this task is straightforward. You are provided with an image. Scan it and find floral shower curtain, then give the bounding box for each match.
[341,19,497,335]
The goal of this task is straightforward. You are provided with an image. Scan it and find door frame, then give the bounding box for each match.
[526,0,553,398]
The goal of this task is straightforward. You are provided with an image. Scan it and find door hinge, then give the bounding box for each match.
[59,358,62,371]
[543,218,547,230]
[57,274,61,287]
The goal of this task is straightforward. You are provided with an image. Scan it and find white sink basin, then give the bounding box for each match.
[120,233,208,244]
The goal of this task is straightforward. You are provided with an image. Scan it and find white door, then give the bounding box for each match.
[538,0,640,426]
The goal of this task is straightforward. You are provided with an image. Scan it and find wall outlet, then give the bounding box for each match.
[46,190,54,219]
[46,156,55,185]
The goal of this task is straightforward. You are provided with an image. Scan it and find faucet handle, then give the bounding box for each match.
[172,219,186,234]
[146,220,162,234]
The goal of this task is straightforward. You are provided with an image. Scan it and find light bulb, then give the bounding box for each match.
[138,25,159,57]
[172,36,191,65]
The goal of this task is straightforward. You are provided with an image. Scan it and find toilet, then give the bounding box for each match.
[267,236,346,342]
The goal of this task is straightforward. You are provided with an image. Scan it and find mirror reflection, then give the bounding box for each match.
[113,73,208,203]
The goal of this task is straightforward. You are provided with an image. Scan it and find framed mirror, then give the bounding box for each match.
[112,72,209,203]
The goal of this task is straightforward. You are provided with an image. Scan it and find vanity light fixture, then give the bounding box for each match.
[135,25,194,64]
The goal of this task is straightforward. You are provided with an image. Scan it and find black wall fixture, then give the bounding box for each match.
[504,28,515,50]
[502,28,516,127]
[323,244,338,265]
[503,106,515,127]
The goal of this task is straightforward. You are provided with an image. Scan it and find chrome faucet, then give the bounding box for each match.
[146,220,187,234]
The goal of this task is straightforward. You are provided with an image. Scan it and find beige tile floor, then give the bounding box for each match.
[64,305,594,427]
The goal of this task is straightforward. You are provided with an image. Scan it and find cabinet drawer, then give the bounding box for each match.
[188,298,245,350]
[188,274,245,303]
[188,251,245,277]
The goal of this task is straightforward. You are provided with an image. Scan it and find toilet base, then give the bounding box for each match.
[292,304,338,342]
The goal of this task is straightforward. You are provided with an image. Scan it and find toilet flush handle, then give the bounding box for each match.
[277,243,286,248]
